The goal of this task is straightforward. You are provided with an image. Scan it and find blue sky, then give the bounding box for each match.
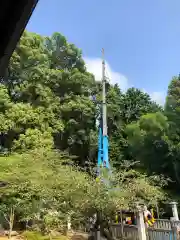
[27,0,180,105]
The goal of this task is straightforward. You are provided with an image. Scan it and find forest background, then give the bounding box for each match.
[0,30,179,233]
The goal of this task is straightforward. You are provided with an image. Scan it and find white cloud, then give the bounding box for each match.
[84,57,129,92]
[84,57,165,106]
[142,89,165,106]
[150,91,165,106]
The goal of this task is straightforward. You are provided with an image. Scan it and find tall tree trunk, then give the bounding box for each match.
[8,207,14,239]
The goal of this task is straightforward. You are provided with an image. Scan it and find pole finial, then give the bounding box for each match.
[102,48,105,62]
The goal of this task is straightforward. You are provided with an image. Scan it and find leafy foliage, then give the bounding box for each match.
[0,29,177,232]
[0,150,165,231]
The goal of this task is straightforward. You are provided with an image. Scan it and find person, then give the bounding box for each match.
[144,206,153,227]
[131,214,137,225]
[150,208,155,225]
[115,211,121,223]
[125,217,132,225]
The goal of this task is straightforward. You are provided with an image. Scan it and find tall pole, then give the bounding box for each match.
[102,49,109,169]
[97,49,109,171]
[102,48,107,137]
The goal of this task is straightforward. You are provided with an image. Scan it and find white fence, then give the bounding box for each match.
[111,220,180,240]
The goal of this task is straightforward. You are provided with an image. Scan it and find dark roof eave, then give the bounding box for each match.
[0,0,39,78]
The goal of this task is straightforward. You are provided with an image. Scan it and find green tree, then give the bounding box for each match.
[0,149,166,232]
[165,75,180,143]
[164,75,180,186]
[121,88,162,124]
[3,31,97,165]
[126,112,169,173]
[107,87,162,167]
[44,32,85,72]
